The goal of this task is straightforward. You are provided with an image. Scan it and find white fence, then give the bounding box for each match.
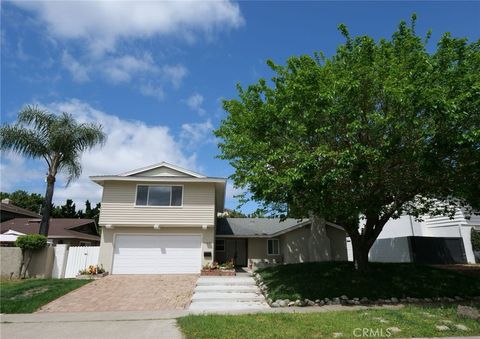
[64,246,100,278]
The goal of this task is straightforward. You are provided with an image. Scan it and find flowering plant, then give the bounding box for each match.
[79,264,105,275]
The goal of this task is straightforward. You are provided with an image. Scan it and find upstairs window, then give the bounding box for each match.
[135,185,183,207]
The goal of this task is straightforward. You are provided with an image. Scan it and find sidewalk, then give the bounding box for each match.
[1,311,187,339]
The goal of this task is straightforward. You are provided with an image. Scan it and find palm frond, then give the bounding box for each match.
[17,105,55,135]
[0,125,48,158]
[59,155,82,186]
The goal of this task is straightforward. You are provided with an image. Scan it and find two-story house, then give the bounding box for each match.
[91,162,347,274]
[90,162,225,274]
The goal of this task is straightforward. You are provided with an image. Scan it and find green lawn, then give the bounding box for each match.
[256,262,480,301]
[178,304,480,339]
[0,278,91,313]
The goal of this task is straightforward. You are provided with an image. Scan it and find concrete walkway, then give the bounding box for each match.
[189,275,270,312]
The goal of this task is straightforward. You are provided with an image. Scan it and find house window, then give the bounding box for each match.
[267,239,280,255]
[79,241,91,246]
[135,185,183,207]
[215,239,225,252]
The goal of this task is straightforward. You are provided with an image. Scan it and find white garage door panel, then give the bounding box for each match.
[113,235,202,274]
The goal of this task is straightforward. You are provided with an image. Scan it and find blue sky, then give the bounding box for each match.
[1,1,479,212]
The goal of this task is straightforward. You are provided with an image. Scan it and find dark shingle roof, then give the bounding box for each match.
[216,218,310,237]
[1,202,41,218]
[0,218,100,241]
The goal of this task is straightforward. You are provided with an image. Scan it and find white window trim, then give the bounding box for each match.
[267,239,280,255]
[134,184,184,208]
[215,239,225,252]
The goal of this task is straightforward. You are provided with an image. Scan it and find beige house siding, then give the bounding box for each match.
[98,226,214,273]
[98,181,216,226]
[326,226,348,261]
[280,218,332,264]
[244,219,347,269]
[247,238,282,268]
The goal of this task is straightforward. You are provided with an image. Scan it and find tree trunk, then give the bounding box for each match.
[351,237,371,273]
[19,249,32,279]
[39,174,56,236]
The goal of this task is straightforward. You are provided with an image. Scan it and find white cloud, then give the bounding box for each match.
[13,1,244,55]
[2,99,199,205]
[103,54,158,84]
[162,64,188,89]
[139,83,165,101]
[180,120,214,149]
[0,153,45,192]
[59,52,187,99]
[186,93,206,116]
[61,51,90,82]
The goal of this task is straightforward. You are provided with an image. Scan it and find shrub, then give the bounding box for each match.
[15,234,47,251]
[14,234,47,278]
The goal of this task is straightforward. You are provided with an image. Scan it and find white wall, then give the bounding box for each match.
[52,244,69,278]
[375,215,424,238]
[370,209,478,264]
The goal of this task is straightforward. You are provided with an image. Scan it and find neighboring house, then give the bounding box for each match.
[346,210,480,264]
[0,199,41,222]
[90,162,348,274]
[0,218,100,246]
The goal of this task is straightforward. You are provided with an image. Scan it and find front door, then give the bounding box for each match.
[225,239,247,266]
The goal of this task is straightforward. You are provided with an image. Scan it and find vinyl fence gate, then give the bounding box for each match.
[64,246,100,278]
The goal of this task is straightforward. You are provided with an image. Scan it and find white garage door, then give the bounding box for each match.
[112,234,202,274]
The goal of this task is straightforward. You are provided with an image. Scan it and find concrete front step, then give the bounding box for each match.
[196,277,256,286]
[192,292,264,302]
[194,285,259,293]
[190,275,269,312]
[189,301,269,312]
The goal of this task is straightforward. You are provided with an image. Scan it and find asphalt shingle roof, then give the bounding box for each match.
[0,202,41,218]
[0,218,100,241]
[216,218,310,236]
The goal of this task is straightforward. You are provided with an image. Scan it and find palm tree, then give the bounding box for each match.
[0,105,106,236]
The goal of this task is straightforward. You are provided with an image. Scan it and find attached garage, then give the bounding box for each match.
[112,234,202,274]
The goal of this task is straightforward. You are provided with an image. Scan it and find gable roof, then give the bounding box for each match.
[118,162,206,178]
[216,218,311,237]
[0,218,100,241]
[216,218,346,238]
[1,201,42,219]
[90,162,227,212]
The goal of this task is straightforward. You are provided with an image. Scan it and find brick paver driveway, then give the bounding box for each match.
[38,275,198,313]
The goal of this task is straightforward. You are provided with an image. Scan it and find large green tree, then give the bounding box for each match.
[0,106,106,236]
[215,16,480,271]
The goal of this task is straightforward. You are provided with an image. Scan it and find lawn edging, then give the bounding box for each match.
[253,262,480,308]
